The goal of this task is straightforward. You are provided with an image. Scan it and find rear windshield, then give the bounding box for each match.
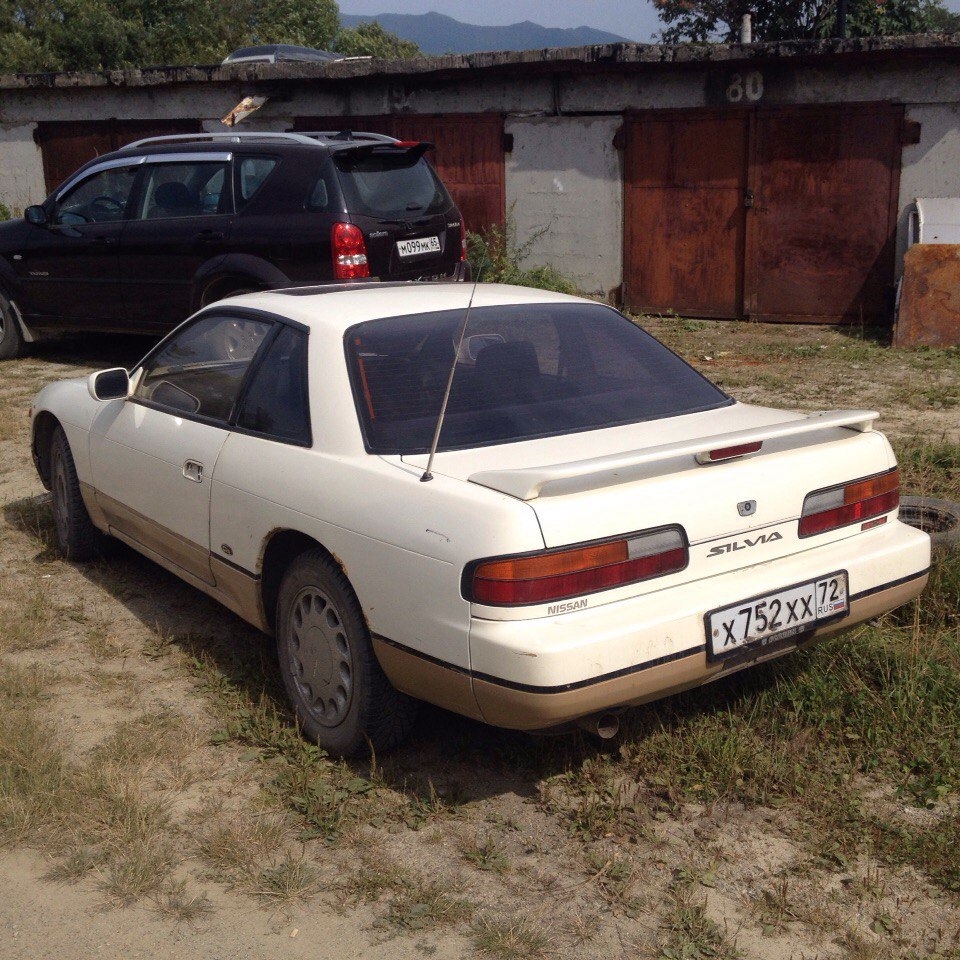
[333,150,452,219]
[346,303,731,454]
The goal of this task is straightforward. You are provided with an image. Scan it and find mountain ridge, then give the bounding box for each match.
[338,11,630,55]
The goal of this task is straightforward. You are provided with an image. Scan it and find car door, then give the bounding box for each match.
[89,311,273,584]
[118,155,235,331]
[20,161,139,328]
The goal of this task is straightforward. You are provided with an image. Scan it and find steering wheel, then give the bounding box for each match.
[90,195,123,214]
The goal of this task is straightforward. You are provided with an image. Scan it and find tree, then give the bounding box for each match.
[331,20,419,58]
[0,0,353,71]
[653,0,960,43]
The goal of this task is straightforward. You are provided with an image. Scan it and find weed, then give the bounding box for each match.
[657,874,741,960]
[467,217,578,294]
[471,913,549,960]
[256,854,319,904]
[459,832,509,874]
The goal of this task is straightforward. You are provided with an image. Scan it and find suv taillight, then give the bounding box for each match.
[799,468,899,538]
[464,527,688,606]
[460,220,467,261]
[332,222,369,279]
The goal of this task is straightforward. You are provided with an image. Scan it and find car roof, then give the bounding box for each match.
[214,283,593,334]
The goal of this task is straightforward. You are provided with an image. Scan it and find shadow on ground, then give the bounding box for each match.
[3,491,806,807]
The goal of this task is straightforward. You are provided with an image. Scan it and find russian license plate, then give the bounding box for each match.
[706,571,848,660]
[396,236,441,258]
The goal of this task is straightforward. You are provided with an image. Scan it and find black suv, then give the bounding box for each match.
[0,131,468,359]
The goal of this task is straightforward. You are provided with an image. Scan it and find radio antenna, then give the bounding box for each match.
[420,279,479,482]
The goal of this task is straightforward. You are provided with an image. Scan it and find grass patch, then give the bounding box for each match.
[546,542,960,890]
[471,913,550,960]
[343,858,474,933]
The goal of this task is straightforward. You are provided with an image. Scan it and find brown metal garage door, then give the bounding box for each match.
[623,103,903,323]
[292,114,505,233]
[36,119,203,194]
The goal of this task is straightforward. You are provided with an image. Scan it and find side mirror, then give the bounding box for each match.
[25,205,48,226]
[87,368,130,401]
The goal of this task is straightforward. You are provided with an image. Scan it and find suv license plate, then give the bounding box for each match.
[706,571,848,660]
[397,236,441,258]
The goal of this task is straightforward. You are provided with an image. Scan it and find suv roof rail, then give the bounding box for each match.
[301,130,399,144]
[122,131,402,151]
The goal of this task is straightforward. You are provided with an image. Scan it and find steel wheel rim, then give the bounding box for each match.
[0,307,7,345]
[289,586,354,727]
[51,449,69,544]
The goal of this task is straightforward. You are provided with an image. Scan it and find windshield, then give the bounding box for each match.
[346,303,731,454]
[333,151,452,219]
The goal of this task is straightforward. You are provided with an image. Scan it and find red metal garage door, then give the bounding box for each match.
[292,114,505,233]
[623,103,903,323]
[36,119,203,194]
[624,111,749,318]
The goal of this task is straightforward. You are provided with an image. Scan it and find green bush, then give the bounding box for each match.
[0,203,11,222]
[466,220,579,295]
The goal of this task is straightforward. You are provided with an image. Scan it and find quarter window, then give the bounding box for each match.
[137,161,230,220]
[236,326,311,444]
[135,314,271,421]
[237,157,278,206]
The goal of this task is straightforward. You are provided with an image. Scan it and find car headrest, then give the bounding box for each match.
[475,340,540,384]
[154,181,196,211]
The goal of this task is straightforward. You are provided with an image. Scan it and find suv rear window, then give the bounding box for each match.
[346,303,731,454]
[333,150,452,219]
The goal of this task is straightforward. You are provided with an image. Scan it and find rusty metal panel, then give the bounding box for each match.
[895,244,960,347]
[747,103,902,324]
[623,111,748,317]
[293,114,505,233]
[36,119,202,194]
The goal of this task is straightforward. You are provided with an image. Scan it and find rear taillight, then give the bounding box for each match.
[331,222,369,279]
[465,527,688,606]
[459,220,466,261]
[799,468,899,538]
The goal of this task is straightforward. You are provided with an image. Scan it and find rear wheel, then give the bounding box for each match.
[0,290,25,360]
[49,426,106,561]
[276,549,418,757]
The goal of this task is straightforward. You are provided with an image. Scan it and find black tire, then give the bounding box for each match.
[899,496,960,553]
[0,289,25,361]
[276,549,419,757]
[49,426,106,561]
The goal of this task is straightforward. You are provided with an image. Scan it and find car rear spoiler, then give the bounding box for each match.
[468,409,879,501]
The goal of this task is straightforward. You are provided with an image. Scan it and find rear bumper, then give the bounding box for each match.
[465,520,930,729]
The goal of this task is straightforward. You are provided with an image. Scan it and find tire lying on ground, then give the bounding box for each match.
[899,496,960,553]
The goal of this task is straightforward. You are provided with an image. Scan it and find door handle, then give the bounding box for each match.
[193,230,225,242]
[744,190,755,209]
[182,460,204,483]
[93,236,117,245]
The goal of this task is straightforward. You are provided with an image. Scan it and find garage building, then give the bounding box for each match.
[2,35,960,324]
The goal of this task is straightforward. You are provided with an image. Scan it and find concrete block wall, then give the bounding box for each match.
[505,116,623,296]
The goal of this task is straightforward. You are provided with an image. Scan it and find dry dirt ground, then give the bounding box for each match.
[0,320,958,960]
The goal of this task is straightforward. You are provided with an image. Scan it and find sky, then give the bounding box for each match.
[339,0,960,43]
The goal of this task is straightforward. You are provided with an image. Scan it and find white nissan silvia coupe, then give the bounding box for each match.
[30,284,930,755]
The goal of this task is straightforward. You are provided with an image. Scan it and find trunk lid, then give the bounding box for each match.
[402,403,897,582]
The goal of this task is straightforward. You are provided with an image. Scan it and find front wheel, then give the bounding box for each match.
[276,550,418,757]
[0,290,25,360]
[50,426,106,561]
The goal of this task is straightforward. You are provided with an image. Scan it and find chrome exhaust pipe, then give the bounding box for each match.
[575,712,620,740]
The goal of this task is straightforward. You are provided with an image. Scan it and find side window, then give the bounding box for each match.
[54,166,138,225]
[136,161,230,220]
[135,314,271,421]
[237,326,310,444]
[236,157,278,209]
